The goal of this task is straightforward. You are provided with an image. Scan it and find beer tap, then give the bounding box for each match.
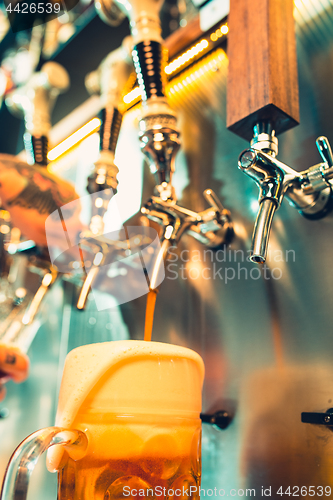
[6,61,70,166]
[76,38,138,310]
[141,191,233,290]
[238,122,333,263]
[96,0,234,291]
[85,36,133,236]
[0,63,70,350]
[95,0,179,202]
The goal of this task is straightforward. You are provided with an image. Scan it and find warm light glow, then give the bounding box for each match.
[0,224,10,234]
[93,252,103,266]
[15,288,27,299]
[210,23,229,43]
[123,86,141,104]
[164,225,174,240]
[47,118,101,161]
[42,273,53,287]
[122,35,226,106]
[166,49,226,97]
[164,39,209,76]
[294,0,331,25]
[0,210,10,221]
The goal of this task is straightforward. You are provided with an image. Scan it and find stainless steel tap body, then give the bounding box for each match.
[239,147,332,213]
[238,145,333,263]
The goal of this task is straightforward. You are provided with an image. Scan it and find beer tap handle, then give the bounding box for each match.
[203,189,225,212]
[316,136,333,168]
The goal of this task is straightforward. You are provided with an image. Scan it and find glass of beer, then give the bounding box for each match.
[1,340,204,500]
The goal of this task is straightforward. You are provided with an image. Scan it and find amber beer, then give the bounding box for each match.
[58,415,201,500]
[45,341,204,500]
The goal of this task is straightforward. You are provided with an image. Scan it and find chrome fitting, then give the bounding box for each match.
[250,122,278,156]
[238,135,333,263]
[139,115,180,200]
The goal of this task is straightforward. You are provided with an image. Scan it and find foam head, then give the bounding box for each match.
[56,340,204,426]
[47,341,204,471]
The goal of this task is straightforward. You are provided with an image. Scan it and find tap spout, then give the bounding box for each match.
[149,237,172,291]
[142,190,233,283]
[238,148,291,263]
[251,199,277,264]
[238,144,333,263]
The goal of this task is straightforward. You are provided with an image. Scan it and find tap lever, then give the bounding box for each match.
[203,189,225,212]
[142,190,233,249]
[316,136,333,169]
[301,408,333,426]
[200,410,232,430]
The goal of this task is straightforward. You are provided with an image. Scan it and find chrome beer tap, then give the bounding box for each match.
[75,39,135,309]
[0,63,69,349]
[238,122,333,263]
[95,0,179,202]
[85,36,134,234]
[96,0,234,290]
[6,61,70,166]
[0,221,59,353]
[141,190,233,290]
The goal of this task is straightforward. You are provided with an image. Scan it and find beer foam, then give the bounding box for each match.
[46,340,204,472]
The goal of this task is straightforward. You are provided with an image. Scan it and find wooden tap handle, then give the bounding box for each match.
[227,0,300,141]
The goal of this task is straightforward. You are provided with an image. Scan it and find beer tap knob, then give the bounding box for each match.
[21,265,58,327]
[316,136,333,169]
[187,190,233,248]
[204,188,225,212]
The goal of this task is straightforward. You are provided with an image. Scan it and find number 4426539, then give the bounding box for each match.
[277,486,331,496]
[5,3,61,14]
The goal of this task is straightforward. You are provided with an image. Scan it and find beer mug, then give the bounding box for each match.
[1,340,204,500]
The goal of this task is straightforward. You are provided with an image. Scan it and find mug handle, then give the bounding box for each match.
[0,427,87,500]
